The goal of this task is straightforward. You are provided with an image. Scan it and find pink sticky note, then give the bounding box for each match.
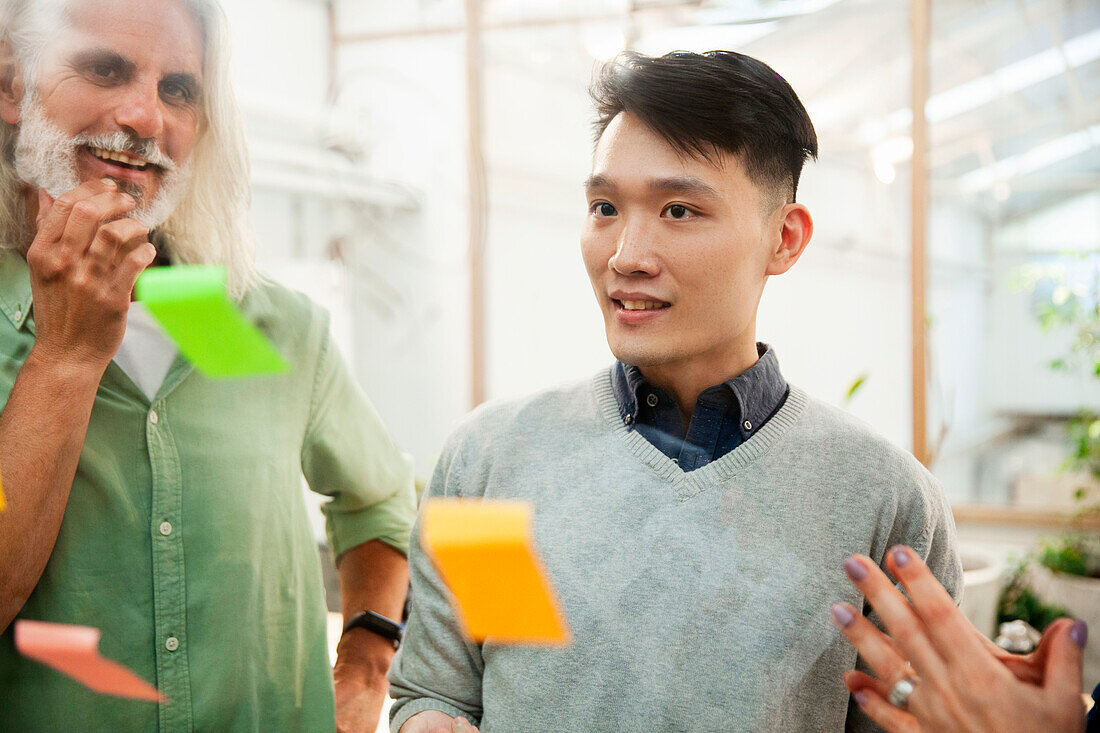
[15,620,165,702]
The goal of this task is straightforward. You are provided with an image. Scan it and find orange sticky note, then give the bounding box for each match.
[0,466,5,511]
[421,499,569,644]
[15,620,165,702]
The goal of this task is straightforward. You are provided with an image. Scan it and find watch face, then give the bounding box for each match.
[346,611,403,645]
[369,614,401,638]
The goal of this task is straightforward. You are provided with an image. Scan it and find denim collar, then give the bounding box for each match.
[610,343,787,432]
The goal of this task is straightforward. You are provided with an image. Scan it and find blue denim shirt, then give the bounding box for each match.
[610,344,789,472]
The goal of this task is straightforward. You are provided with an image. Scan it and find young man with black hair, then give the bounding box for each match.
[389,51,961,732]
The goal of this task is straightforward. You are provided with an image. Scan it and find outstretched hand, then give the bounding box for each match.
[831,545,1087,733]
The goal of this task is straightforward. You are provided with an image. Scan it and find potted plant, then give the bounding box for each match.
[1004,260,1100,684]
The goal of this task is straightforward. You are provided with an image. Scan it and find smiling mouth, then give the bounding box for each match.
[614,299,671,311]
[87,146,152,171]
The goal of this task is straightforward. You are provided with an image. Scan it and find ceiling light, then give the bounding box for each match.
[874,159,897,184]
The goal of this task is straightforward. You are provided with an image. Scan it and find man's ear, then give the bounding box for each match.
[765,202,813,277]
[0,39,25,126]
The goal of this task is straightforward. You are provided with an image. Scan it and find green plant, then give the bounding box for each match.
[1036,533,1100,578]
[989,257,1099,636]
[1064,412,1100,485]
[1023,257,1099,377]
[1016,257,1100,578]
[997,564,1074,631]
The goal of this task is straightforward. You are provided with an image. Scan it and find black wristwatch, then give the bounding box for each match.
[341,610,404,650]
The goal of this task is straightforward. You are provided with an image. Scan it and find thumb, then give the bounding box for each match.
[1043,618,1086,697]
[1019,617,1075,685]
[36,188,53,225]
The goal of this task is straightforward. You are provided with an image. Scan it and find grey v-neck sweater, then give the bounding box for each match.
[389,369,962,732]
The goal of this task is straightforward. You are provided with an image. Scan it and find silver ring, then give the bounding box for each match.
[889,678,916,708]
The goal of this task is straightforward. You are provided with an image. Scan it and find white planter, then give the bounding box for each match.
[959,549,1006,639]
[1027,563,1100,689]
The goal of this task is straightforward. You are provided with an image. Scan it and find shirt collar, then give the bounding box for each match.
[611,343,788,427]
[0,248,33,331]
[609,360,640,422]
[727,344,787,432]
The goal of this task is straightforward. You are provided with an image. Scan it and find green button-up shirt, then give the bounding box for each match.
[0,249,417,731]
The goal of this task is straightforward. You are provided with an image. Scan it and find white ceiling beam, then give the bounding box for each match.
[954,123,1100,193]
[855,27,1100,142]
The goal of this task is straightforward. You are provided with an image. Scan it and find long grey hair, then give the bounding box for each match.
[0,0,257,299]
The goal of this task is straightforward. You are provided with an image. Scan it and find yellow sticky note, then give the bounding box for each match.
[0,468,4,511]
[421,499,569,645]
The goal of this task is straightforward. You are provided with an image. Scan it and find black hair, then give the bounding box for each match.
[590,50,818,204]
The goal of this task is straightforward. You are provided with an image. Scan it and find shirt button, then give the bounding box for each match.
[14,309,21,321]
[149,410,159,425]
[624,413,634,426]
[159,521,173,536]
[743,420,753,431]
[646,393,659,407]
[165,637,179,652]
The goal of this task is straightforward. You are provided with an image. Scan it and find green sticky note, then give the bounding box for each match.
[135,265,289,378]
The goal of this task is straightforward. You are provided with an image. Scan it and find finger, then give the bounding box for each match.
[848,685,922,733]
[831,602,909,681]
[844,669,891,701]
[36,189,54,228]
[85,217,149,268]
[885,545,987,667]
[1001,617,1075,686]
[58,190,138,257]
[113,242,157,292]
[996,650,1045,686]
[844,554,948,680]
[1044,619,1086,698]
[34,179,120,246]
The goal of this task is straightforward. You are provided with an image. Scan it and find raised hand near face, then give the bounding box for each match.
[26,178,157,373]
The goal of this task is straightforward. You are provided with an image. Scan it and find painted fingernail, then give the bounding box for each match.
[1071,620,1088,649]
[844,556,867,581]
[831,603,855,628]
[891,546,910,567]
[854,691,869,706]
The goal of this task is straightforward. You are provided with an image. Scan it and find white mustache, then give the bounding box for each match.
[72,131,176,172]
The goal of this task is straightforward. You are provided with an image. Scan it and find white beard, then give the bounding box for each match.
[13,93,193,230]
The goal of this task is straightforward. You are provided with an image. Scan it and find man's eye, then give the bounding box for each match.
[666,204,691,219]
[593,202,617,217]
[161,82,191,101]
[90,64,118,79]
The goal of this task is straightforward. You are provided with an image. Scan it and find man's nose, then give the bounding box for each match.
[113,81,165,141]
[609,218,659,277]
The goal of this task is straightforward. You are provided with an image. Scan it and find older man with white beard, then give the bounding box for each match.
[0,1,417,731]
